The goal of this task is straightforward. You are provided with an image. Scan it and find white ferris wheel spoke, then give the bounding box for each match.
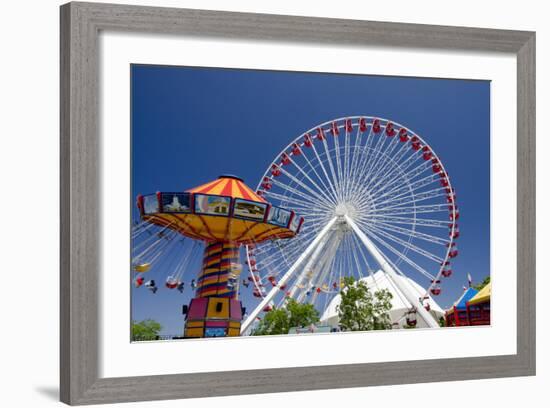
[356,222,436,281]
[358,220,444,264]
[284,157,340,207]
[299,148,340,204]
[274,168,337,210]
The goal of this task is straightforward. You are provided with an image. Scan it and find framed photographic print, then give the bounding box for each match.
[60,2,535,405]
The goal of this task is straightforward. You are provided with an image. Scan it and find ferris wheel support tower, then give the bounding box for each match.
[240,214,439,334]
[344,215,439,328]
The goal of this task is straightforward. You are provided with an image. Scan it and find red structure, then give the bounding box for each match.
[444,287,478,327]
[445,284,491,327]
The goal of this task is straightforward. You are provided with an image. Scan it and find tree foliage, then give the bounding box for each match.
[472,276,490,291]
[253,298,320,336]
[131,319,162,341]
[337,276,393,331]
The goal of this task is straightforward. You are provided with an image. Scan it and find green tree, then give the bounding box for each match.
[253,299,320,336]
[287,298,320,328]
[337,276,393,331]
[472,276,490,291]
[131,319,162,341]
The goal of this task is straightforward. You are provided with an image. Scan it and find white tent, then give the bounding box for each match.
[320,270,445,329]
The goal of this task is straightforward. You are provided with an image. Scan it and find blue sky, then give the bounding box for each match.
[131,64,490,335]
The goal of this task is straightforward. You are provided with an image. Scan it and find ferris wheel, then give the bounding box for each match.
[241,116,459,332]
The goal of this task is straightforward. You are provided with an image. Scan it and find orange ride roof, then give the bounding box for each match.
[187,175,266,203]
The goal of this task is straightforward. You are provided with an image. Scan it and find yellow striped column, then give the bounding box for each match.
[184,241,243,338]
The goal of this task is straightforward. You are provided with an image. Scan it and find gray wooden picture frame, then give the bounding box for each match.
[60,2,536,405]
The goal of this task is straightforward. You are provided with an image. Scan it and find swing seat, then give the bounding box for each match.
[133,263,151,273]
[165,276,179,289]
[134,276,145,288]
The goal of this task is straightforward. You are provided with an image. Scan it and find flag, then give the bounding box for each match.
[467,273,473,287]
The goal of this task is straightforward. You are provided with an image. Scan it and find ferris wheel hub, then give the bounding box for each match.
[334,202,357,219]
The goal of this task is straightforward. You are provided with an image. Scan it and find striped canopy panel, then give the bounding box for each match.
[196,241,240,299]
[187,176,266,203]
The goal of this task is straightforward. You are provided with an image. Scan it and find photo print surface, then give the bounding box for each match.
[131,64,490,341]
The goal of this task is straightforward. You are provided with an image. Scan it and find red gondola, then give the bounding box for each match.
[345,118,353,132]
[304,133,313,147]
[372,119,382,133]
[316,127,326,141]
[432,163,441,173]
[440,178,449,187]
[425,303,431,311]
[263,305,272,312]
[279,284,287,290]
[330,121,340,136]
[253,290,262,298]
[271,164,281,177]
[422,146,432,160]
[412,141,422,151]
[449,207,460,220]
[450,226,460,239]
[291,143,302,156]
[316,287,322,293]
[281,153,291,165]
[261,177,272,191]
[398,128,409,142]
[406,316,417,327]
[442,269,453,278]
[359,117,367,132]
[385,122,396,137]
[267,276,275,282]
[431,287,442,296]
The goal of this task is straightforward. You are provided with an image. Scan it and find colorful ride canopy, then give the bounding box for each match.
[137,175,304,244]
[449,287,479,311]
[468,283,491,306]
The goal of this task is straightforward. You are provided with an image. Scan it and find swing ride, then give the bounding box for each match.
[132,116,460,337]
[133,175,304,338]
